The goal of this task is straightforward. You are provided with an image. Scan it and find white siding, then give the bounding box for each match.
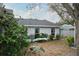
[39,28,51,35]
[27,28,35,35]
[55,28,59,36]
[27,27,60,36]
[70,30,74,36]
[60,29,74,36]
[0,3,3,7]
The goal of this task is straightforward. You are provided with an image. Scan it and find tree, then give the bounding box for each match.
[49,3,79,48]
[49,3,75,26]
[0,4,29,55]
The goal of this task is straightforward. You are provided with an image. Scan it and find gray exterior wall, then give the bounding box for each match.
[27,27,60,37]
[55,28,60,37]
[27,27,35,35]
[39,28,51,35]
[60,24,74,37]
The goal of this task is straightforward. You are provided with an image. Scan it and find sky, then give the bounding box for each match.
[4,3,60,23]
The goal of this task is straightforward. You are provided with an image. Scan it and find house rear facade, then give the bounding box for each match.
[17,19,60,39]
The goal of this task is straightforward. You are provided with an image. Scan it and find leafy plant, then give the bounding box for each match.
[0,7,29,55]
[49,35,54,40]
[35,33,39,39]
[39,33,48,38]
[35,33,48,38]
[65,36,74,47]
[56,34,60,40]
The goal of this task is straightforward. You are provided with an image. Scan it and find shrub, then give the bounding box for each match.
[39,33,48,38]
[65,36,74,47]
[35,33,39,39]
[35,33,48,38]
[49,35,54,40]
[60,35,64,38]
[0,7,29,55]
[56,34,60,40]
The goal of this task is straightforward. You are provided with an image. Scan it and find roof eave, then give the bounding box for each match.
[24,25,60,28]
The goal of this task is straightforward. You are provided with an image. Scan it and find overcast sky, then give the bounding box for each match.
[4,3,60,23]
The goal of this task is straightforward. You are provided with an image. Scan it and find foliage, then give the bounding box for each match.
[49,4,75,26]
[39,33,48,38]
[0,7,29,55]
[49,35,54,40]
[26,46,45,56]
[60,35,64,38]
[35,33,39,39]
[35,33,48,38]
[56,34,60,40]
[29,46,45,52]
[65,36,74,47]
[49,3,79,47]
[62,19,75,26]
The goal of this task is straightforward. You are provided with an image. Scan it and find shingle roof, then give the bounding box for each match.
[17,18,59,28]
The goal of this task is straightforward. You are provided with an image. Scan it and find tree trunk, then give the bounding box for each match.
[75,19,79,55]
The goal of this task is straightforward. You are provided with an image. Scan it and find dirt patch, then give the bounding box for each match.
[25,40,77,56]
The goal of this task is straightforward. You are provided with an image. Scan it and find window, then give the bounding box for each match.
[35,28,39,38]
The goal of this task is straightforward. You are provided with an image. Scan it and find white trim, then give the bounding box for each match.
[24,25,60,28]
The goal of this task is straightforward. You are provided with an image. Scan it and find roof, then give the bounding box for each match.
[60,24,74,29]
[17,18,60,28]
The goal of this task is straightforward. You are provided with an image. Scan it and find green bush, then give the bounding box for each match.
[56,34,60,40]
[35,33,40,38]
[60,35,64,38]
[65,36,74,47]
[35,33,48,38]
[0,7,29,55]
[49,35,54,40]
[39,33,48,38]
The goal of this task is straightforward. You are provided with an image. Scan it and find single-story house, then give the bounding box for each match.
[17,18,75,39]
[17,18,60,39]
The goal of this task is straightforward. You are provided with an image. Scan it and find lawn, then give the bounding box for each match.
[25,40,77,56]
